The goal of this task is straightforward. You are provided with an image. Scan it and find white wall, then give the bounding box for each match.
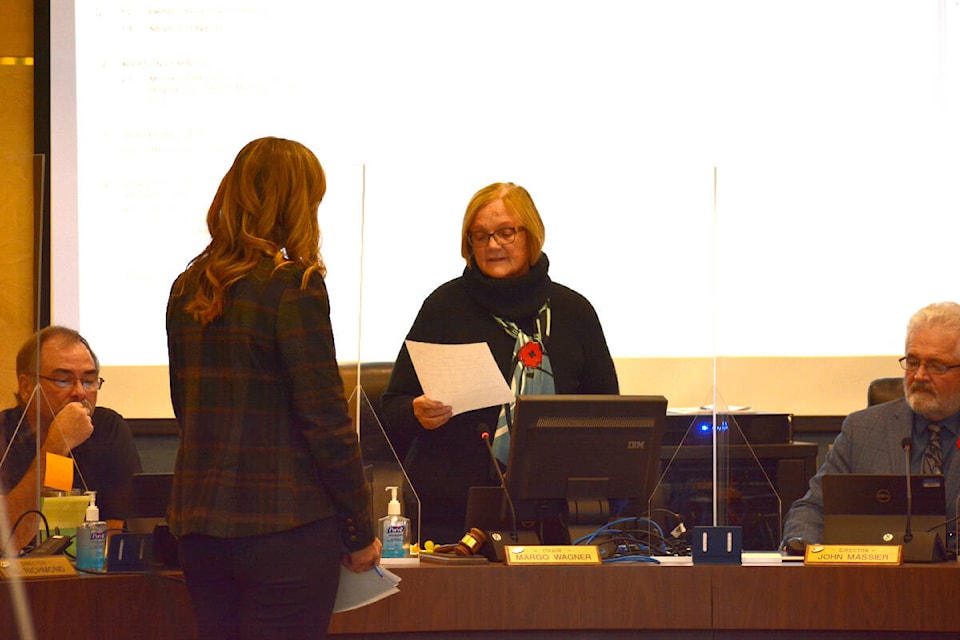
[51,1,960,417]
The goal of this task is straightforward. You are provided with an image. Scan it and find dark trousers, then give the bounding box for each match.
[179,518,341,640]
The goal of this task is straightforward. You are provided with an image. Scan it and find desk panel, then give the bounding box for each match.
[330,563,711,634]
[0,572,193,639]
[4,562,960,639]
[710,563,960,632]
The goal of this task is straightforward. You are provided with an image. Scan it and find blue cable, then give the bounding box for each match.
[573,517,671,555]
[573,517,666,545]
[603,555,661,564]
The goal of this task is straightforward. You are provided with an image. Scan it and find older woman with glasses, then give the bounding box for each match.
[381,182,619,545]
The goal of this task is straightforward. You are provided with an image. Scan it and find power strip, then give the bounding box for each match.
[28,535,72,557]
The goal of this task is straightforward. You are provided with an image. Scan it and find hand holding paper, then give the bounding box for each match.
[412,395,453,430]
[405,341,515,415]
[333,564,401,612]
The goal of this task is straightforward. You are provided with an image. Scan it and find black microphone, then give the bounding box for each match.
[478,424,520,543]
[901,437,914,544]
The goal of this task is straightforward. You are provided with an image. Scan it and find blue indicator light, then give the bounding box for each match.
[697,421,730,433]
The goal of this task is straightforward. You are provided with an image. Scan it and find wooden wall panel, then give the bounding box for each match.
[0,0,35,403]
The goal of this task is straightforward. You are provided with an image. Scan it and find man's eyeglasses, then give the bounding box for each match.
[898,357,960,376]
[467,227,525,247]
[38,375,105,391]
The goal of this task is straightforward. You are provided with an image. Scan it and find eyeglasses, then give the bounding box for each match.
[38,375,105,391]
[467,226,525,247]
[898,357,960,376]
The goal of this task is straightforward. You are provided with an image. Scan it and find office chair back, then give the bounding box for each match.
[867,377,904,406]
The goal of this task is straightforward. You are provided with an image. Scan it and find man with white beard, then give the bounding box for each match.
[782,301,960,550]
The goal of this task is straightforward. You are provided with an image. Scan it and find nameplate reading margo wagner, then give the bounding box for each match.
[504,545,602,566]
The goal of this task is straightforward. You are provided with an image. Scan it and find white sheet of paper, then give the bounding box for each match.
[405,340,515,416]
[333,565,401,613]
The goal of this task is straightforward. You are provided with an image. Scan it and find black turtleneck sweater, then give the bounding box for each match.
[381,254,619,542]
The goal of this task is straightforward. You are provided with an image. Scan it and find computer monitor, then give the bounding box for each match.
[504,394,667,543]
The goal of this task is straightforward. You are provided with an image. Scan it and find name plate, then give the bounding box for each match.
[504,545,602,566]
[804,544,901,565]
[0,556,76,579]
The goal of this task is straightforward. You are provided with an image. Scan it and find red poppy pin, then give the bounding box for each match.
[518,341,543,368]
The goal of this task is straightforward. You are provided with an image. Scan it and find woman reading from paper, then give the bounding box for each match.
[167,137,380,640]
[381,182,618,544]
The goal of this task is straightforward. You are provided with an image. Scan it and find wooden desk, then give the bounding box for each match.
[0,571,194,640]
[3,562,960,639]
[332,562,713,636]
[710,563,960,634]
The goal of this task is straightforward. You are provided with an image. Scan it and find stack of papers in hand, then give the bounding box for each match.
[333,565,402,612]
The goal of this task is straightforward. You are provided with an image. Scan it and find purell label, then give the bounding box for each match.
[382,520,408,557]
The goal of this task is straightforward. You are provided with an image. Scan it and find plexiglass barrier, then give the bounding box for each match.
[342,366,421,557]
[648,395,783,554]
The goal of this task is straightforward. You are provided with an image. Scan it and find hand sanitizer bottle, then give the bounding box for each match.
[76,491,108,573]
[379,486,410,558]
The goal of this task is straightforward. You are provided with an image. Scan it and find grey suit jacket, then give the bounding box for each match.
[782,398,960,544]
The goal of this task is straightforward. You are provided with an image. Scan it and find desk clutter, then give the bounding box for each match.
[5,472,179,574]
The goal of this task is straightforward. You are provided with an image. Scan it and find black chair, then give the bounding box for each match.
[338,361,410,462]
[867,377,904,406]
[339,361,393,420]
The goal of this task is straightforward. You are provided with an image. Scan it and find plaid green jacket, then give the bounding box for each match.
[166,259,374,550]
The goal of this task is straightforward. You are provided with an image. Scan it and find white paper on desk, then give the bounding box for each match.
[333,565,401,613]
[405,340,516,416]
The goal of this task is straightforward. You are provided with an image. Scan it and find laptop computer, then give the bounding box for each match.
[822,473,947,561]
[126,472,173,534]
[121,472,181,568]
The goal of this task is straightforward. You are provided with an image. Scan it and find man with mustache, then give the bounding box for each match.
[1,326,142,554]
[782,301,960,549]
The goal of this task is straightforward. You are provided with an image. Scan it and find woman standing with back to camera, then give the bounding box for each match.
[166,137,381,640]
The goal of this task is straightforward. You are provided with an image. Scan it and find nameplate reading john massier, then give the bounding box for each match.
[804,544,901,565]
[504,545,602,566]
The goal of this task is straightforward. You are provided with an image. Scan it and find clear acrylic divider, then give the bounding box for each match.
[642,168,782,556]
[344,370,421,561]
[0,153,46,639]
[1,153,50,555]
[335,162,420,560]
[648,384,783,554]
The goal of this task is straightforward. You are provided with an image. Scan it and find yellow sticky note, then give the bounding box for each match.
[44,452,74,492]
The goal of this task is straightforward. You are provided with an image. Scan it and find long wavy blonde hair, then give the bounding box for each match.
[178,137,327,325]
